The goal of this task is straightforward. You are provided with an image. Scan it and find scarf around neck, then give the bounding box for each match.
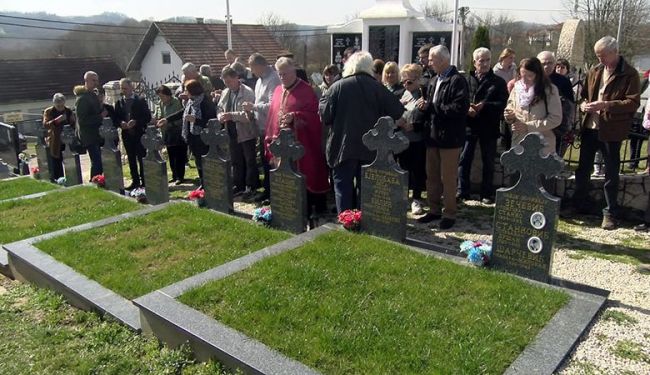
[184,93,204,135]
[515,79,535,109]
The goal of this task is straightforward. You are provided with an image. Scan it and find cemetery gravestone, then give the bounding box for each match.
[360,116,410,242]
[61,125,82,186]
[269,128,307,233]
[200,119,233,213]
[0,122,20,176]
[99,118,125,194]
[141,125,169,205]
[492,133,565,283]
[34,129,50,181]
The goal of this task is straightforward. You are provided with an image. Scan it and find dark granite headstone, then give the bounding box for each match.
[492,133,565,283]
[200,119,233,213]
[34,129,50,181]
[269,128,307,233]
[61,125,82,186]
[99,118,125,194]
[360,116,410,242]
[0,122,20,173]
[141,126,168,205]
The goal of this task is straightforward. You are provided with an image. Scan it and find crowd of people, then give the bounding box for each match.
[41,36,647,231]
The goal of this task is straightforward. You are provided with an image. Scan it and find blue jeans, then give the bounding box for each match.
[332,159,363,213]
[458,134,497,199]
[86,143,103,179]
[575,129,621,216]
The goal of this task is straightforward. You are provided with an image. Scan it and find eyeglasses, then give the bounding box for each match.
[401,80,414,85]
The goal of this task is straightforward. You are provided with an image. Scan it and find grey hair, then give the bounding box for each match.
[199,64,212,76]
[429,45,450,63]
[275,57,296,71]
[472,47,491,61]
[181,62,197,73]
[342,51,373,78]
[83,71,98,80]
[595,36,618,53]
[52,93,65,103]
[536,50,555,63]
[119,77,132,87]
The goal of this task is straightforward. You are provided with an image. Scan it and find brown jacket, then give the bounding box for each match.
[42,106,76,157]
[580,56,640,142]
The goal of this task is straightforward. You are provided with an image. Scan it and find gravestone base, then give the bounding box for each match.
[102,149,125,194]
[270,169,307,233]
[35,143,50,181]
[360,166,409,242]
[203,158,233,213]
[143,159,168,205]
[63,154,82,186]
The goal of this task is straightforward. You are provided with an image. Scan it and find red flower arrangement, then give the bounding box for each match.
[91,174,105,188]
[31,166,40,177]
[338,209,362,231]
[187,188,205,200]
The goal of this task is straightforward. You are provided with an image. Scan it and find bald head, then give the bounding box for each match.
[537,51,556,76]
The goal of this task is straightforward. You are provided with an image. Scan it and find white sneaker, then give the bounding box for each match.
[411,199,424,215]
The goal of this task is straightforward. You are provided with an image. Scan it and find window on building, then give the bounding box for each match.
[162,51,171,64]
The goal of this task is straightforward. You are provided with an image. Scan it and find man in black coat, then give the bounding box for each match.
[416,45,470,230]
[458,47,508,204]
[115,78,152,189]
[319,51,405,213]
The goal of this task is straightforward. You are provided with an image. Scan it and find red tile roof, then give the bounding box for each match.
[127,22,284,73]
[0,56,124,103]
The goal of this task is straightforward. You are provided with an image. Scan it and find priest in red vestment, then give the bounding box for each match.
[265,57,330,214]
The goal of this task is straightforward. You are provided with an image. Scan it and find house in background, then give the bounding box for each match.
[0,56,124,123]
[126,20,284,85]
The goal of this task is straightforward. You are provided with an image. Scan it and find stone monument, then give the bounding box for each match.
[269,128,307,233]
[61,125,82,186]
[492,133,565,283]
[360,116,410,242]
[140,126,169,205]
[200,119,233,213]
[99,118,125,194]
[34,128,50,181]
[556,19,585,72]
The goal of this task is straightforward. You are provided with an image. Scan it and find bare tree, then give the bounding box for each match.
[565,0,649,64]
[257,12,302,59]
[418,0,453,22]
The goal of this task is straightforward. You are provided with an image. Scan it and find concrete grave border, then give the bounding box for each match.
[134,225,607,375]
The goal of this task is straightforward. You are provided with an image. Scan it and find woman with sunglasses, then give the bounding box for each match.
[395,63,428,215]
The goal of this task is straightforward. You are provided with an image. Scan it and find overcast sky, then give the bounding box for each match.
[1,0,571,26]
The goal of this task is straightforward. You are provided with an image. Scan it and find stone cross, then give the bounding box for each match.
[362,116,409,168]
[200,119,230,160]
[501,132,564,193]
[270,128,304,173]
[141,125,164,162]
[99,118,119,151]
[61,124,78,152]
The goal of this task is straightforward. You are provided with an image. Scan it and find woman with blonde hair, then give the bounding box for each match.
[493,48,516,84]
[382,61,405,97]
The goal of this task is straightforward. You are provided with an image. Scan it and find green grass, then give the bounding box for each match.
[611,340,650,364]
[0,275,231,375]
[180,231,569,375]
[0,186,139,244]
[602,310,639,326]
[36,203,290,299]
[0,177,59,201]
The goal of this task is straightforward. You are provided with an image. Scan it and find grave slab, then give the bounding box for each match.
[61,124,82,186]
[492,133,565,283]
[269,129,307,234]
[34,130,51,181]
[200,119,233,213]
[360,116,409,242]
[141,125,168,205]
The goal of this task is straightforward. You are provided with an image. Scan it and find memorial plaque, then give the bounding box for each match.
[492,133,564,283]
[34,130,50,181]
[369,26,400,63]
[360,117,409,242]
[331,33,362,69]
[99,118,125,194]
[141,126,168,205]
[411,31,452,63]
[200,119,233,213]
[269,128,307,234]
[61,125,82,187]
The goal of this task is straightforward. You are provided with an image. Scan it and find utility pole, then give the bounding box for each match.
[226,0,233,49]
[616,0,626,43]
[459,7,469,69]
[451,0,460,65]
